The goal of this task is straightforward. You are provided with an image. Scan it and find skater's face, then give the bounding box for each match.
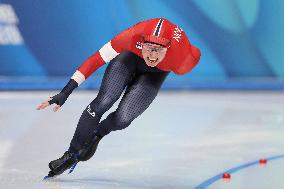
[142,42,168,67]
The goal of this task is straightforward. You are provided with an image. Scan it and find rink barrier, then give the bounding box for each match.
[0,77,284,90]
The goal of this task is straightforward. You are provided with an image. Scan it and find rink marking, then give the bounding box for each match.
[195,154,284,189]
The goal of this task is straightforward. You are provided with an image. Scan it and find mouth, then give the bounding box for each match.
[147,57,158,64]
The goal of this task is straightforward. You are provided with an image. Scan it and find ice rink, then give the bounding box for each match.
[0,91,284,189]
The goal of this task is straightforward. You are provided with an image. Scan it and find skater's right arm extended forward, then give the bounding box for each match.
[36,24,134,112]
[36,79,78,112]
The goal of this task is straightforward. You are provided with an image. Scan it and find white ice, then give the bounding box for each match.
[0,91,284,189]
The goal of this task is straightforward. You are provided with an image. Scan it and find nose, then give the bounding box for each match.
[149,50,158,56]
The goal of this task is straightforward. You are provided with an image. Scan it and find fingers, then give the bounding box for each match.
[53,105,61,112]
[37,97,61,112]
[36,100,50,110]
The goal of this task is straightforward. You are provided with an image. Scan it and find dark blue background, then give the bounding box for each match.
[1,0,284,90]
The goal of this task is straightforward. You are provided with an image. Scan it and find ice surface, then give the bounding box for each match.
[0,91,284,189]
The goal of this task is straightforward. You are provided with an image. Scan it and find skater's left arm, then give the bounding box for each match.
[172,31,201,75]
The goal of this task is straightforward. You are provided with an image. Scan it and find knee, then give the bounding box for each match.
[88,95,114,115]
[113,112,133,130]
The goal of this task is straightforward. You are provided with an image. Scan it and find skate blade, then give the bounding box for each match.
[43,175,58,180]
[43,175,51,180]
[68,162,78,174]
[43,171,56,180]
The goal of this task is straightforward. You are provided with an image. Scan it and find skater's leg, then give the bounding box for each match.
[77,71,169,161]
[47,52,138,176]
[69,52,137,152]
[95,71,169,137]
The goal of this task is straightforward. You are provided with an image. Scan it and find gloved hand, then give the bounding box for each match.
[37,79,78,112]
[48,92,68,106]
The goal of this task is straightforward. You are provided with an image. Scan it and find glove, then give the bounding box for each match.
[48,79,78,106]
[49,92,68,106]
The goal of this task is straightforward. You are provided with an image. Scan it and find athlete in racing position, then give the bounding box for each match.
[37,18,201,178]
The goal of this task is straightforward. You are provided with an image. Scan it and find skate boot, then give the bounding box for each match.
[43,134,102,179]
[78,134,103,161]
[67,134,103,174]
[44,150,78,179]
[61,134,103,175]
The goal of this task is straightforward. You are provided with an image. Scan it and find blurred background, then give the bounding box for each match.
[1,0,284,90]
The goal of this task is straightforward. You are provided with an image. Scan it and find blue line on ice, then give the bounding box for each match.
[195,154,284,189]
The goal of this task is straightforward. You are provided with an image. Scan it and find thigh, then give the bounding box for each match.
[89,52,138,114]
[115,71,169,122]
[97,51,137,96]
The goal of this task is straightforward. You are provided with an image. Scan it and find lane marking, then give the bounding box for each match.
[195,154,284,189]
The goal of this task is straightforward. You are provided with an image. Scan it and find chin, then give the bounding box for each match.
[148,64,156,67]
[146,61,159,67]
[145,57,160,67]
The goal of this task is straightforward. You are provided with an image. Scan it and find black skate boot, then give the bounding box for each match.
[43,134,102,179]
[78,133,103,162]
[44,151,78,179]
[67,134,103,174]
[62,134,103,175]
